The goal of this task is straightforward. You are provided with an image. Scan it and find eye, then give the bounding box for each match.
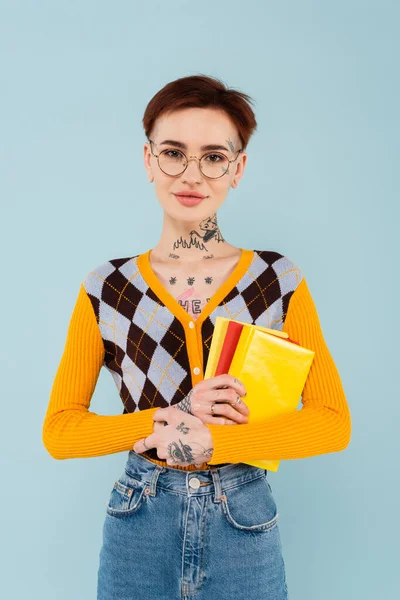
[204,153,224,163]
[164,149,184,159]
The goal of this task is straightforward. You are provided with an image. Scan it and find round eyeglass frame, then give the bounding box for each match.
[148,138,243,179]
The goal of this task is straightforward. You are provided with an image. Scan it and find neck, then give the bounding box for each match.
[151,212,238,264]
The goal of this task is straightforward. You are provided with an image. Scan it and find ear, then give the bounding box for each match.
[231,152,247,189]
[144,142,154,183]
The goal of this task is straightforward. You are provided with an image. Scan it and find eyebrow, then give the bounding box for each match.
[158,139,231,153]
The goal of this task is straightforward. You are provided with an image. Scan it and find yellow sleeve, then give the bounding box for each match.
[42,283,159,460]
[205,277,352,464]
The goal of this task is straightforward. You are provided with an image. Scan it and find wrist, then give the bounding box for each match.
[175,392,193,414]
[175,402,192,415]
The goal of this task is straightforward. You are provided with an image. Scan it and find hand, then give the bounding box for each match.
[173,374,249,426]
[133,406,214,468]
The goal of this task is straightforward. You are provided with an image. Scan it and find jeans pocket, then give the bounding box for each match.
[220,474,279,533]
[106,471,147,518]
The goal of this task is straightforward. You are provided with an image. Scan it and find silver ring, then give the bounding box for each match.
[211,403,216,415]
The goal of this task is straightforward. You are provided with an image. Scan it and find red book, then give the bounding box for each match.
[214,321,244,376]
[214,321,301,378]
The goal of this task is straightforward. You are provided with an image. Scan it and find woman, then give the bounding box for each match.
[42,74,352,599]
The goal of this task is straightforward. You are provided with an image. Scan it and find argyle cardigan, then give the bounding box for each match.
[42,248,352,470]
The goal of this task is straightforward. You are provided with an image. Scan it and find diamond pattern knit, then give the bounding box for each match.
[42,248,352,471]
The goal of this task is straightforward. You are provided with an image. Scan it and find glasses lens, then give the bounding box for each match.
[200,153,229,178]
[158,149,230,178]
[158,150,187,176]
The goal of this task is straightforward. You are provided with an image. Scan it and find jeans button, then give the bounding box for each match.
[189,477,201,489]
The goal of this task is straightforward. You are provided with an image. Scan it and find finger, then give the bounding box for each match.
[202,415,239,425]
[132,438,145,454]
[152,408,171,422]
[153,420,166,433]
[206,400,248,423]
[133,431,156,453]
[153,407,197,425]
[208,374,247,396]
[212,388,250,416]
[153,407,180,422]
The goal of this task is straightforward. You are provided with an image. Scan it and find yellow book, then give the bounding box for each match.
[205,317,315,472]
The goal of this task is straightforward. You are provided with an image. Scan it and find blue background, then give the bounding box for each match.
[1,1,398,597]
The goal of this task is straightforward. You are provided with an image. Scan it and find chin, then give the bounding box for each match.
[161,201,209,220]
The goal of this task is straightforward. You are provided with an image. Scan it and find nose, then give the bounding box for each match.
[181,156,203,181]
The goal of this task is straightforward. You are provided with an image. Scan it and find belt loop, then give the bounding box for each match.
[209,466,222,502]
[147,464,163,496]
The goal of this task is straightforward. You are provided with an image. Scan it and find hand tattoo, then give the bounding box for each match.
[176,421,190,434]
[176,389,194,414]
[163,406,215,466]
[166,438,214,466]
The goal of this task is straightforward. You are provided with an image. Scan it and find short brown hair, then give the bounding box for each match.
[142,74,258,151]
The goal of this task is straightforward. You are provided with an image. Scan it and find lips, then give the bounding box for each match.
[174,191,206,199]
[174,193,206,207]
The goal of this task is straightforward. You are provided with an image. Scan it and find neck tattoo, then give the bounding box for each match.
[172,213,224,253]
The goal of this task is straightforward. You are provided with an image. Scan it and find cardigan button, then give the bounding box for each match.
[193,367,201,375]
[188,321,195,329]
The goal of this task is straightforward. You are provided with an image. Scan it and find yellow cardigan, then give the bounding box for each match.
[42,250,351,470]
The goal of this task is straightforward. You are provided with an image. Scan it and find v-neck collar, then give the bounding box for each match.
[136,247,255,328]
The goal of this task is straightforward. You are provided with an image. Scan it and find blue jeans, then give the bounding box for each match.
[97,450,289,599]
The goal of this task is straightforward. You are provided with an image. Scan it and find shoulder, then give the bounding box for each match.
[82,254,140,297]
[251,249,304,293]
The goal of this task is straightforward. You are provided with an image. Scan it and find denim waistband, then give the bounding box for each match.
[124,450,267,498]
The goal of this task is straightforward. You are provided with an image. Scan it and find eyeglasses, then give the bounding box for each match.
[148,139,243,179]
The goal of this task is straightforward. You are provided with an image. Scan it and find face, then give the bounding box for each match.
[143,107,247,223]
